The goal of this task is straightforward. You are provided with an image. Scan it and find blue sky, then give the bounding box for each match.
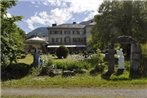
[7,0,103,33]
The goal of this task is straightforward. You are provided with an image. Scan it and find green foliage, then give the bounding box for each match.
[56,46,69,59]
[1,0,25,65]
[39,58,54,76]
[141,43,147,57]
[54,61,91,71]
[92,1,147,49]
[30,67,42,76]
[30,57,54,76]
[124,61,130,71]
[1,63,31,81]
[140,43,147,77]
[88,50,105,75]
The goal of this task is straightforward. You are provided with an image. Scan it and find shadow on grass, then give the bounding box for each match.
[111,77,130,81]
[1,63,32,81]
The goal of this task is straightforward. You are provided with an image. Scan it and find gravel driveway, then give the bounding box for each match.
[2,88,147,98]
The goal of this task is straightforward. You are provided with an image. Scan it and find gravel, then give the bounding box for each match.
[2,88,147,98]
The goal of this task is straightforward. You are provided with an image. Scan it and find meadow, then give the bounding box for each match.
[1,54,147,89]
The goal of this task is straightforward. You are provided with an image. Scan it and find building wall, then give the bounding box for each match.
[48,21,95,48]
[48,28,86,45]
[85,25,93,44]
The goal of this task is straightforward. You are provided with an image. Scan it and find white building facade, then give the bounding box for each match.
[47,20,95,50]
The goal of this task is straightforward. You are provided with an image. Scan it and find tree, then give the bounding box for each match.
[92,0,147,49]
[1,0,25,65]
[56,46,69,59]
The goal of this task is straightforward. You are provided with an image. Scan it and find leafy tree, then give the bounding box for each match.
[1,0,25,65]
[56,46,69,59]
[92,0,147,49]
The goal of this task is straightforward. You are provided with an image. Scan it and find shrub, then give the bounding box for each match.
[125,61,130,71]
[31,67,42,76]
[87,49,105,75]
[39,58,54,76]
[140,43,147,77]
[53,60,91,73]
[56,46,69,59]
[1,63,31,81]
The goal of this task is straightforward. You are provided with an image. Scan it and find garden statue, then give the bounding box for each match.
[115,48,125,75]
[102,36,141,79]
[32,49,42,67]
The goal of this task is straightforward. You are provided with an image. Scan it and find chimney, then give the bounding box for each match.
[52,24,57,27]
[73,22,76,24]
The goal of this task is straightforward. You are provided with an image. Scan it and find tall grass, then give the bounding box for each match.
[2,74,147,88]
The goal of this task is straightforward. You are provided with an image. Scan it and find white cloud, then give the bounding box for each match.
[43,1,48,6]
[27,0,103,30]
[31,1,35,4]
[46,0,103,21]
[47,0,62,6]
[4,13,12,18]
[35,5,39,8]
[26,9,72,30]
[6,13,12,18]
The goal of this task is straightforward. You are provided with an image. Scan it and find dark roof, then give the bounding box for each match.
[49,23,85,29]
[79,19,96,26]
[80,19,94,25]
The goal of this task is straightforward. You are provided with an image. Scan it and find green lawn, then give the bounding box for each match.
[2,72,147,89]
[17,54,33,64]
[2,54,147,89]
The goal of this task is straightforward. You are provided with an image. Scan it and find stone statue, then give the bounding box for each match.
[32,49,42,67]
[116,48,125,75]
[117,48,125,69]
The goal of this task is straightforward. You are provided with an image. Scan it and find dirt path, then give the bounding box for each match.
[2,88,147,98]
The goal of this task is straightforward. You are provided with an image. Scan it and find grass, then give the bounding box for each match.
[17,54,33,65]
[2,72,147,89]
[2,54,147,89]
[17,54,75,65]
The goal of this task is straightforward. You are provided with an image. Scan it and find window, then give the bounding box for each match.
[54,38,62,43]
[80,32,83,35]
[52,38,54,43]
[60,31,62,34]
[64,31,70,34]
[73,37,86,43]
[54,31,58,34]
[50,31,52,34]
[64,37,70,43]
[56,38,59,42]
[76,31,80,34]
[73,38,76,42]
[60,38,62,42]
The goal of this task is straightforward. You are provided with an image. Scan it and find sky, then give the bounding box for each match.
[7,0,103,34]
